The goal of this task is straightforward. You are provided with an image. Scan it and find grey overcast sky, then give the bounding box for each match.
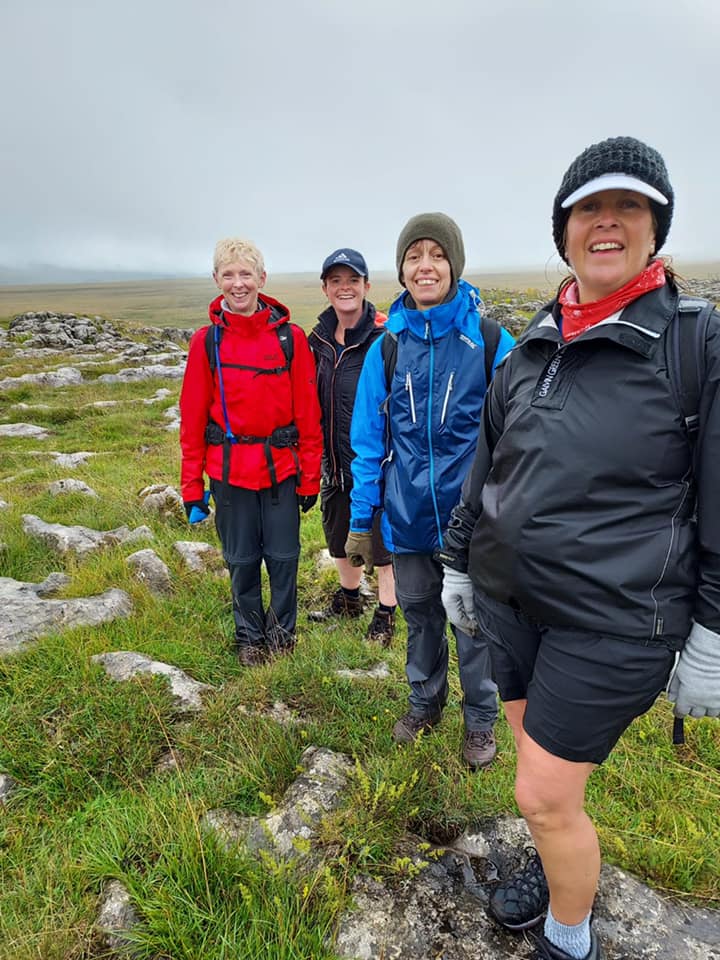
[2,0,718,278]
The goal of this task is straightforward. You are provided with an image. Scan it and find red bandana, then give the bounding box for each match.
[559,259,666,341]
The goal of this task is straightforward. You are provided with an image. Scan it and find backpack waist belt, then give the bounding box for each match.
[205,419,300,502]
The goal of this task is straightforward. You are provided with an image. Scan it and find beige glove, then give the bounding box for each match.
[344,530,374,574]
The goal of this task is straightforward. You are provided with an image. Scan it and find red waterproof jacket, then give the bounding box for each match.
[180,293,322,502]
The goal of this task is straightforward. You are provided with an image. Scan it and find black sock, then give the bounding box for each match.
[342,586,360,599]
[378,603,396,615]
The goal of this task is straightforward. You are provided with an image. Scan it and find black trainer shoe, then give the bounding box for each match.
[237,643,269,667]
[392,711,442,743]
[365,607,395,647]
[489,847,549,930]
[308,586,364,622]
[531,930,602,960]
[462,728,497,770]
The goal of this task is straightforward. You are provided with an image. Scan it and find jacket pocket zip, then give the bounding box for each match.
[440,371,455,424]
[405,371,417,423]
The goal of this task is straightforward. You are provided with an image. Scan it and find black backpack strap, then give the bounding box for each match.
[381,330,398,390]
[479,313,502,385]
[205,324,220,373]
[669,297,713,458]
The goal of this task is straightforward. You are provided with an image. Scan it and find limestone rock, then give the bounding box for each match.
[0,367,83,392]
[0,577,132,654]
[22,515,154,556]
[174,540,225,574]
[335,815,720,960]
[0,499,9,510]
[97,362,186,384]
[204,746,352,860]
[126,548,173,595]
[96,880,141,955]
[91,651,212,714]
[0,422,49,439]
[48,478,98,497]
[138,483,184,518]
[51,450,95,468]
[0,773,16,803]
[336,662,391,680]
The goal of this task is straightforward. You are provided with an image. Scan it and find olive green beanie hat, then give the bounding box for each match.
[396,212,465,285]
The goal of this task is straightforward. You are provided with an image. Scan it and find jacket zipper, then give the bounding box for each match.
[440,371,455,424]
[405,370,417,423]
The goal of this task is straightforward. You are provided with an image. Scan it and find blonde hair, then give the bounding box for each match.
[213,238,265,277]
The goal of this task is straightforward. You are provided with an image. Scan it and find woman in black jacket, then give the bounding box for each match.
[308,248,397,644]
[439,137,720,960]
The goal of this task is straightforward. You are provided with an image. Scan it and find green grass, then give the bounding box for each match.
[0,287,718,958]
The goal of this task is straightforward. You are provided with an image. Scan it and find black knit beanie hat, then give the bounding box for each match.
[396,212,465,284]
[552,136,674,262]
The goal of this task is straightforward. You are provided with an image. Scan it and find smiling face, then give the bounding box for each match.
[322,265,369,326]
[401,238,452,310]
[213,258,266,316]
[565,189,657,303]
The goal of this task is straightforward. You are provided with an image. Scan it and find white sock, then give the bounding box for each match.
[543,906,591,958]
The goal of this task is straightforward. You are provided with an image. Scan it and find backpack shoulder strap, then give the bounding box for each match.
[669,296,713,450]
[381,330,398,390]
[479,313,503,385]
[276,322,294,368]
[205,324,220,374]
[205,322,294,374]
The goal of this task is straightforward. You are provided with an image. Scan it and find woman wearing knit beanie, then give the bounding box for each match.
[439,136,720,960]
[344,212,515,771]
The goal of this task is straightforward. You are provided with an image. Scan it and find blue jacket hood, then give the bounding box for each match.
[386,279,485,343]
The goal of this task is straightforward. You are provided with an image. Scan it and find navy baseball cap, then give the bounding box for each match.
[320,248,368,280]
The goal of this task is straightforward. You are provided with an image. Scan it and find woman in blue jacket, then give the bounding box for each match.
[345,212,514,770]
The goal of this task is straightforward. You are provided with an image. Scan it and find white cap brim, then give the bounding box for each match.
[561,173,669,209]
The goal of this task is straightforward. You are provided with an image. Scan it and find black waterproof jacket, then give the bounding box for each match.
[454,282,720,647]
[308,301,385,490]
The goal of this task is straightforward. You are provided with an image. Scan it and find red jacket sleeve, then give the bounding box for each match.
[290,325,322,495]
[179,326,214,502]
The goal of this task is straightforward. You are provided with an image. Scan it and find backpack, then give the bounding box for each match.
[204,321,293,375]
[667,296,714,466]
[665,295,714,746]
[203,319,297,504]
[381,311,503,388]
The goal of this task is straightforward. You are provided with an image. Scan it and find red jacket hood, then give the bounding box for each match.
[208,293,291,333]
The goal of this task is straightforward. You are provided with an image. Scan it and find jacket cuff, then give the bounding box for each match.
[350,517,373,533]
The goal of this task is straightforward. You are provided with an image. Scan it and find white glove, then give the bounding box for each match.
[441,566,478,636]
[667,621,720,718]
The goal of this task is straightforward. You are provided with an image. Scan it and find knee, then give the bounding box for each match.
[515,773,578,834]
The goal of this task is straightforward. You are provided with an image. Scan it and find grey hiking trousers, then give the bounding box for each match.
[211,476,300,646]
[393,552,498,731]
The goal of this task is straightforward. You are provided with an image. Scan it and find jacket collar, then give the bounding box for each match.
[312,301,378,348]
[208,293,290,334]
[387,278,483,341]
[522,283,679,358]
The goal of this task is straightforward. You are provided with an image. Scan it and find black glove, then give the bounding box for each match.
[298,493,318,513]
[184,494,210,524]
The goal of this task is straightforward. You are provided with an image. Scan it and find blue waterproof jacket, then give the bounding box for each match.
[349,279,515,553]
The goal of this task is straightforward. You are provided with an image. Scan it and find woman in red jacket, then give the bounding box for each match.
[180,238,322,665]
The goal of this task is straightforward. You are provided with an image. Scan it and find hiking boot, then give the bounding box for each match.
[308,586,364,622]
[392,711,441,743]
[365,607,395,647]
[462,728,497,770]
[531,930,602,960]
[489,847,549,930]
[236,643,269,667]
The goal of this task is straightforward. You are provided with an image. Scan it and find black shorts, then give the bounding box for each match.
[474,591,675,765]
[320,483,392,566]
